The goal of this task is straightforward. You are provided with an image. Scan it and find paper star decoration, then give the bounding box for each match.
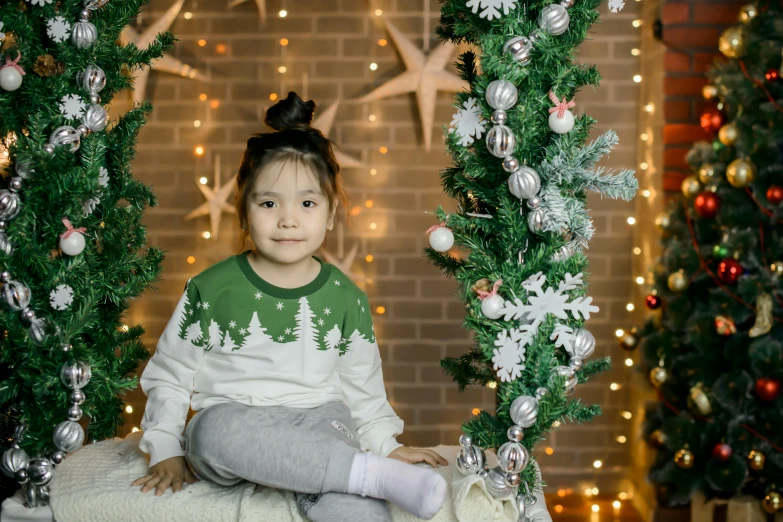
[120,0,209,106]
[321,223,361,284]
[312,101,364,169]
[357,19,467,152]
[184,154,237,239]
[227,0,266,22]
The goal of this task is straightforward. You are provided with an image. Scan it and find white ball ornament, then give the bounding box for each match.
[0,53,25,92]
[480,295,505,320]
[548,109,575,134]
[427,224,454,252]
[59,218,87,257]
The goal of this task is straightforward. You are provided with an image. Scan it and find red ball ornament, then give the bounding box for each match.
[695,191,720,219]
[645,295,662,310]
[717,259,743,285]
[713,443,733,461]
[756,378,781,402]
[767,69,780,82]
[767,185,783,205]
[700,107,725,134]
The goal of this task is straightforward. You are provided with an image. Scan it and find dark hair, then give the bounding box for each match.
[235,92,348,252]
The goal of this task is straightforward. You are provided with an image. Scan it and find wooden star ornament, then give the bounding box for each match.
[184,154,237,239]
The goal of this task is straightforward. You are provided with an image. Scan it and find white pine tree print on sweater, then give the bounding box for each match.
[294,297,319,349]
[221,330,238,352]
[207,319,222,351]
[323,324,343,351]
[240,311,273,349]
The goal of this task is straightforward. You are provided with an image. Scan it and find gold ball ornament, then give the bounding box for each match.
[718,123,739,146]
[749,450,766,471]
[719,26,745,58]
[739,4,758,23]
[698,164,717,185]
[702,85,719,100]
[726,158,756,188]
[674,448,695,469]
[655,212,671,231]
[689,383,712,415]
[667,270,689,292]
[681,175,701,199]
[763,491,783,514]
[649,429,667,448]
[650,366,668,388]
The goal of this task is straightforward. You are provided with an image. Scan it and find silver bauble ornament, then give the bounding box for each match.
[26,483,48,508]
[538,4,570,35]
[551,244,574,262]
[486,125,516,158]
[84,104,107,132]
[456,435,486,476]
[50,451,66,465]
[481,294,505,320]
[84,0,110,10]
[50,126,81,152]
[77,124,90,138]
[485,80,518,111]
[484,466,512,497]
[0,190,21,220]
[527,207,545,233]
[534,387,548,400]
[44,144,55,154]
[0,231,12,256]
[67,405,83,421]
[552,365,578,393]
[77,64,106,94]
[14,159,33,180]
[508,166,540,200]
[3,280,31,311]
[569,356,584,371]
[53,420,85,453]
[572,328,596,359]
[1,447,29,478]
[8,177,22,193]
[503,36,533,65]
[505,473,521,487]
[71,389,86,405]
[502,156,520,173]
[509,395,538,427]
[497,441,529,474]
[30,317,55,346]
[507,425,524,442]
[26,458,55,486]
[71,20,98,49]
[60,361,92,390]
[491,109,507,125]
[20,308,36,324]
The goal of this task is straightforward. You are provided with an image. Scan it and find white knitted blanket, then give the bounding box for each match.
[1,432,551,522]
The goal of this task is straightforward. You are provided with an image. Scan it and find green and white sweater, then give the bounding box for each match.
[138,251,404,468]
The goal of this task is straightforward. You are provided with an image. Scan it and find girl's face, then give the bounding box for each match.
[246,159,335,266]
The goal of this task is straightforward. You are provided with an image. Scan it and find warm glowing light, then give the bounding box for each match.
[645,103,654,113]
[379,146,388,154]
[278,66,287,73]
[636,276,645,284]
[187,256,196,264]
[369,114,377,122]
[641,133,649,141]
[370,62,378,71]
[370,168,377,175]
[619,492,628,500]
[195,146,204,155]
[625,358,634,367]
[376,306,386,314]
[350,206,362,217]
[125,405,133,414]
[472,408,480,415]
[210,100,220,109]
[633,247,642,255]
[592,504,600,513]
[193,120,201,127]
[640,163,648,171]
[632,19,642,27]
[626,303,635,311]
[365,200,374,208]
[184,11,193,19]
[642,189,651,197]
[197,39,207,47]
[622,411,632,419]
[617,436,627,443]
[593,460,602,469]
[132,427,140,432]
[280,38,289,46]
[216,43,227,54]
[555,505,564,513]
[202,231,211,239]
[615,329,625,337]
[366,255,374,263]
[120,325,129,332]
[270,93,278,101]
[486,381,497,389]
[375,9,383,16]
[199,93,208,101]
[631,48,640,56]
[558,490,566,498]
[585,489,593,497]
[370,223,377,230]
[627,217,636,225]
[633,74,642,83]
[279,9,287,17]
[199,177,208,185]
[545,447,554,455]
[610,383,620,391]
[378,39,388,46]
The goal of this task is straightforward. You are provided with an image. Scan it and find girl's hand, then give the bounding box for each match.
[388,446,449,468]
[131,456,199,495]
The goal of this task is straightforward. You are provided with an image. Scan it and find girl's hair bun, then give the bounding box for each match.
[264,92,316,131]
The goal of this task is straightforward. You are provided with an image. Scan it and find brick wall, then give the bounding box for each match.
[117,0,639,490]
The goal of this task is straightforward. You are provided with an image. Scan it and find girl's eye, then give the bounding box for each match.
[303,200,317,208]
[260,201,275,208]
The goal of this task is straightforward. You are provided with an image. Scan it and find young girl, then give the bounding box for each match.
[130,92,449,521]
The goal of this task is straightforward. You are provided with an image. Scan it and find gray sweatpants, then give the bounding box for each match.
[183,400,391,522]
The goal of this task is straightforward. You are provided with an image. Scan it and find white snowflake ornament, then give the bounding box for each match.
[0,21,5,41]
[59,94,87,121]
[46,16,72,43]
[83,167,110,217]
[492,328,530,382]
[50,284,74,311]
[450,97,487,147]
[466,0,519,20]
[25,0,53,5]
[608,0,625,13]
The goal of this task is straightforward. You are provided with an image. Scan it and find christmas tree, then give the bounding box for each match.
[0,0,172,507]
[428,0,637,513]
[634,3,783,513]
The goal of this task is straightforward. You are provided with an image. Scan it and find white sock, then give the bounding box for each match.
[346,452,447,520]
